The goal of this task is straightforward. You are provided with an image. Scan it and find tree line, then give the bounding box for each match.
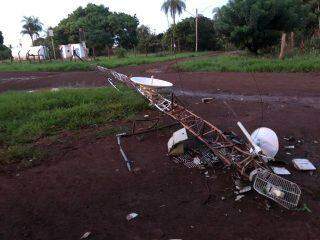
[2,0,320,59]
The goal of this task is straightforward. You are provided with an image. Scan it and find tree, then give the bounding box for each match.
[54,4,139,54]
[215,0,308,53]
[0,31,3,45]
[302,0,320,34]
[161,0,186,26]
[164,16,219,51]
[137,25,152,55]
[0,31,11,60]
[21,16,43,46]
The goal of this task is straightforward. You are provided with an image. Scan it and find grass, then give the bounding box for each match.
[0,86,148,165]
[0,52,206,72]
[176,53,320,72]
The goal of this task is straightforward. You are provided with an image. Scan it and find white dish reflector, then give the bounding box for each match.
[251,128,279,159]
[131,77,173,88]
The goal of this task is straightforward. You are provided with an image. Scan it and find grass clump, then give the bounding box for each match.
[176,54,320,72]
[0,86,148,165]
[0,52,206,72]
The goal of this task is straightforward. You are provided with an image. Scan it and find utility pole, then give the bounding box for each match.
[48,28,56,60]
[195,8,199,52]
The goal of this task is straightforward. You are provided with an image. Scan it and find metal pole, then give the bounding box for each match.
[51,36,56,60]
[195,8,198,52]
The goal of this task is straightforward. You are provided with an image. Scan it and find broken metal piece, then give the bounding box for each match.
[116,133,132,172]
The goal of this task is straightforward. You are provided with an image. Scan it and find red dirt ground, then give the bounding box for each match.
[0,58,319,240]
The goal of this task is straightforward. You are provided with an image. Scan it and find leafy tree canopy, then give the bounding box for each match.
[0,31,3,45]
[54,4,139,51]
[21,16,43,46]
[215,0,312,52]
[0,31,11,60]
[164,16,219,51]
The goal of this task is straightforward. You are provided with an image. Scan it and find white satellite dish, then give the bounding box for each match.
[251,128,279,160]
[131,77,173,88]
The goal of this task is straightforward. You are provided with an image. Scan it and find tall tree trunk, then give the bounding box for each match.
[290,32,295,51]
[279,32,287,60]
[29,34,34,46]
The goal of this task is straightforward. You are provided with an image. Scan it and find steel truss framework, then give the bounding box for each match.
[98,66,301,209]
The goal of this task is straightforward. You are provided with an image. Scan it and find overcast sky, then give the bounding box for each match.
[1,0,228,47]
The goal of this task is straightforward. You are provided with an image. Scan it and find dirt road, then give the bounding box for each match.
[0,59,319,240]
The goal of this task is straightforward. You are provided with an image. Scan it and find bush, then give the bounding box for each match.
[114,47,128,58]
[0,45,11,60]
[304,37,320,53]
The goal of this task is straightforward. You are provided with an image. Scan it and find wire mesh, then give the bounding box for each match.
[254,169,301,209]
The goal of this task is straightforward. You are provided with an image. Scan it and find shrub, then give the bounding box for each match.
[114,47,128,58]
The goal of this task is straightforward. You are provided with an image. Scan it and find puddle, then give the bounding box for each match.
[175,90,320,109]
[0,76,41,83]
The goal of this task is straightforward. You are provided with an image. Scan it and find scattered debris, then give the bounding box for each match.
[204,171,210,178]
[239,186,252,194]
[168,128,188,155]
[201,97,214,103]
[271,166,291,175]
[285,145,295,149]
[235,195,245,202]
[80,232,91,239]
[292,159,316,171]
[221,196,226,201]
[313,140,319,144]
[283,136,295,142]
[126,213,139,221]
[51,88,59,92]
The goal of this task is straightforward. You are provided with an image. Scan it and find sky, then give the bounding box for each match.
[0,0,228,48]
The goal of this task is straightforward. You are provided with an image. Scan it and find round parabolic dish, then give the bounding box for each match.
[251,127,279,159]
[131,77,173,88]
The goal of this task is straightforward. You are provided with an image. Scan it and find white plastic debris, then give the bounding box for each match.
[292,159,316,171]
[271,166,291,175]
[285,146,295,149]
[168,128,188,153]
[126,212,139,221]
[202,98,214,103]
[51,88,60,92]
[239,186,252,194]
[80,232,91,239]
[193,157,201,166]
[235,195,245,201]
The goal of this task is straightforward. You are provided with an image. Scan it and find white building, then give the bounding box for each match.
[11,45,49,60]
[59,42,88,60]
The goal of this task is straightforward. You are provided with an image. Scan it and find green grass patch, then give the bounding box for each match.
[0,86,148,165]
[0,52,206,72]
[176,54,320,72]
